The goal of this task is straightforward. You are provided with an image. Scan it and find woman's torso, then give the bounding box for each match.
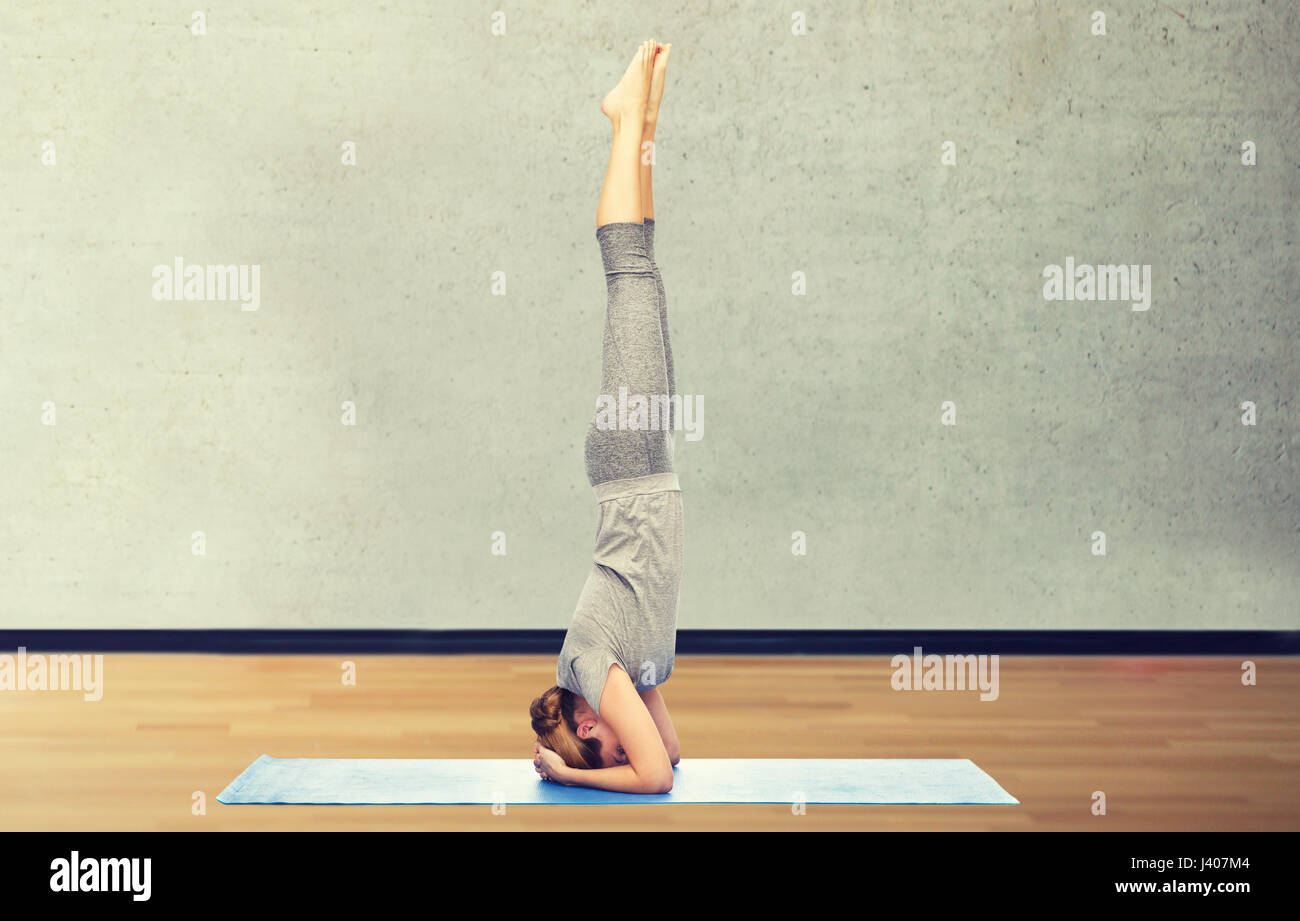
[557,474,684,708]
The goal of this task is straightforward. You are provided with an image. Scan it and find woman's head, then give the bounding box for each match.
[530,686,627,770]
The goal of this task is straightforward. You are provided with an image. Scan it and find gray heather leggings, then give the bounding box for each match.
[584,219,677,487]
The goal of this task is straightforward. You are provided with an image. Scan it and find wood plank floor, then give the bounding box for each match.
[1,655,1295,831]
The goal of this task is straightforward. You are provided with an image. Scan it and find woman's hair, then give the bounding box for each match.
[530,686,603,770]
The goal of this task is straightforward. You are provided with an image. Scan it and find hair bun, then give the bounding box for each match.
[529,690,563,736]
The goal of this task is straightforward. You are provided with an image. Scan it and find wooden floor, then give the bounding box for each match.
[1,655,1296,831]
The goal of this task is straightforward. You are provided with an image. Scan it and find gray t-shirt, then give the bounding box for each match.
[557,472,684,715]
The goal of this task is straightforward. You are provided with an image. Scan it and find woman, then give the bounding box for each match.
[529,40,682,794]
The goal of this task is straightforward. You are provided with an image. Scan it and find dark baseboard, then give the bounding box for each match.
[0,629,1295,655]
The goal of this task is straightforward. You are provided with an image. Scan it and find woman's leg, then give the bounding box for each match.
[639,43,670,223]
[596,41,656,228]
[640,44,675,433]
[585,42,674,487]
[641,219,674,436]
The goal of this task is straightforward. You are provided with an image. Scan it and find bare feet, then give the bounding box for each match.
[601,40,657,125]
[645,43,671,127]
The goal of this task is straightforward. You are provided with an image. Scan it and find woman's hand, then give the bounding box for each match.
[533,741,570,785]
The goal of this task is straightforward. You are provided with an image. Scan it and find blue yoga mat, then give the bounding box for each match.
[217,756,1018,805]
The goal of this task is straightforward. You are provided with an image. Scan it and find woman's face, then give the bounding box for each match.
[573,699,627,767]
[590,722,628,767]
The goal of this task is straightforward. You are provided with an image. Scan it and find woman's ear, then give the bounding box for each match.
[575,718,598,740]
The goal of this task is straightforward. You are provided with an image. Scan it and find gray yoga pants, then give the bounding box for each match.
[584,219,677,487]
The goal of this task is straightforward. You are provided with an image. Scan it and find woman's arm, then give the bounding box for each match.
[638,686,679,765]
[551,664,674,794]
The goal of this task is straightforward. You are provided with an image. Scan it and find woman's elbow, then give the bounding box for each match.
[642,766,674,794]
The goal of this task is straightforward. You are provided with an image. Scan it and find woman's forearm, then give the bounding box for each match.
[638,688,680,765]
[558,763,673,795]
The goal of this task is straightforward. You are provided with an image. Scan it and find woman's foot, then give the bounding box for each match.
[601,40,657,125]
[645,43,671,128]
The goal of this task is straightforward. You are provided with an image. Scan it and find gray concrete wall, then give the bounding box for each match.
[1,1,1296,630]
